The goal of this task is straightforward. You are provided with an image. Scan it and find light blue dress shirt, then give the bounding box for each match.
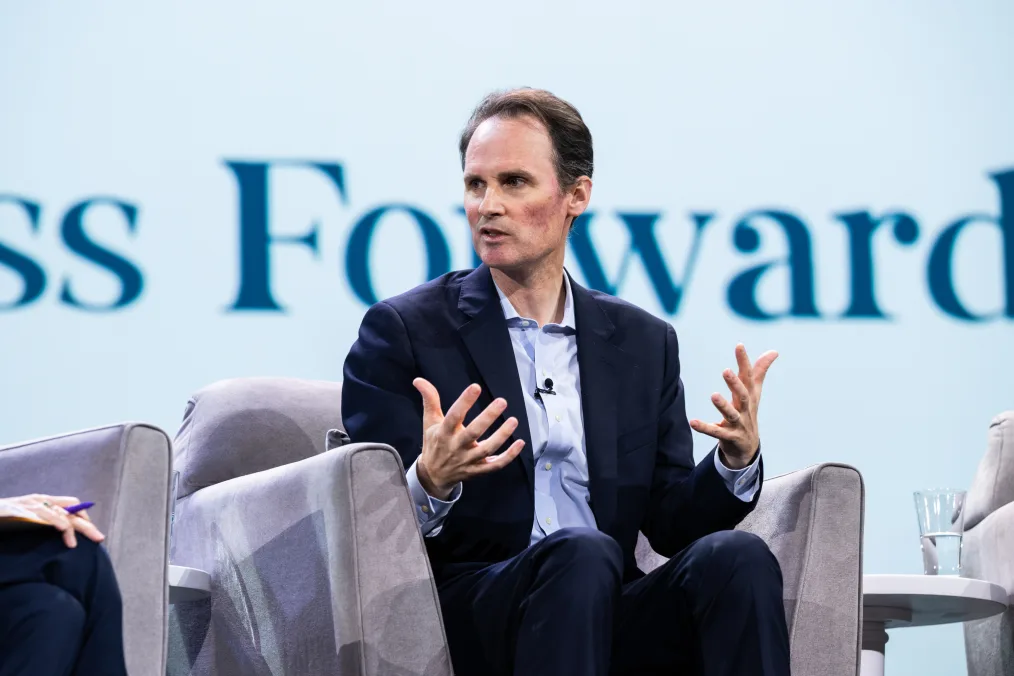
[407,274,761,539]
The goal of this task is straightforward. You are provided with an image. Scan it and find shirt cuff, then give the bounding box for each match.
[406,459,462,537]
[714,447,761,503]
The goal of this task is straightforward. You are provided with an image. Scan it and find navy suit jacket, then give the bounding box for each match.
[341,265,761,583]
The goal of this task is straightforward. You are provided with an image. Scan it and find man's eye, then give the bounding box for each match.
[505,176,525,187]
[467,179,484,190]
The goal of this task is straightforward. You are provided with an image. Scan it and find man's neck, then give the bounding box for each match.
[490,264,567,327]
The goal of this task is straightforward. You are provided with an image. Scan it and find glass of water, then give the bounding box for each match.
[913,489,966,576]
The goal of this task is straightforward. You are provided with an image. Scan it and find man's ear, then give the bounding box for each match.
[566,176,593,219]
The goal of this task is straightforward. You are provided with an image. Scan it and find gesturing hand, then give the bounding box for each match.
[690,344,778,469]
[2,494,105,548]
[413,378,526,500]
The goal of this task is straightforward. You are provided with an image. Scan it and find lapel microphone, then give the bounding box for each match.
[534,377,556,399]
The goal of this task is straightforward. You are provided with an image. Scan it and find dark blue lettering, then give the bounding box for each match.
[569,211,712,314]
[224,160,346,311]
[0,196,46,310]
[59,198,144,311]
[834,211,919,318]
[928,170,1014,321]
[345,205,451,305]
[727,210,819,320]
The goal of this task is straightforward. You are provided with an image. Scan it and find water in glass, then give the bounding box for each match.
[914,489,966,576]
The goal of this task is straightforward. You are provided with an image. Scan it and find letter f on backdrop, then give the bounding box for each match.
[224,160,347,312]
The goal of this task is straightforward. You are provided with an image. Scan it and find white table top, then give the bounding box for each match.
[168,564,211,604]
[863,574,1008,629]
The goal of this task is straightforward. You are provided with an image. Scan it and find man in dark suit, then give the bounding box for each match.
[342,88,789,676]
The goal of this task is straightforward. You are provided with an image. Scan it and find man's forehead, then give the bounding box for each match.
[464,115,554,172]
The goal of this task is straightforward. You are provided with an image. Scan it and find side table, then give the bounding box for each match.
[862,574,1008,676]
[168,564,211,604]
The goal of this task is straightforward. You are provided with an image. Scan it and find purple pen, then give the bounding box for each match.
[64,502,94,514]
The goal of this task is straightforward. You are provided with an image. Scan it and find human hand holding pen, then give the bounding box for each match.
[0,495,104,547]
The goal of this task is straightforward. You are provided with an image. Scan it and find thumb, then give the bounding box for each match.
[413,378,443,426]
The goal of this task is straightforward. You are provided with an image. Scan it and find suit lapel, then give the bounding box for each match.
[456,266,535,489]
[570,275,623,535]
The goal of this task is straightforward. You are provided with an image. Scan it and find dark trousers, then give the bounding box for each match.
[0,529,127,676]
[437,527,790,676]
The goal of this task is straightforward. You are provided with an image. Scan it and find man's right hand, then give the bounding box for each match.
[413,378,526,500]
[1,494,105,548]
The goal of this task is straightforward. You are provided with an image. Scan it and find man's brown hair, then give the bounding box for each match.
[459,88,594,189]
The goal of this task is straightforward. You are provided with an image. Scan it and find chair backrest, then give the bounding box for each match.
[173,377,342,498]
[964,411,1014,530]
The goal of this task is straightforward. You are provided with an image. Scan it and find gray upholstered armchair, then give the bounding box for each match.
[963,411,1014,676]
[167,377,865,676]
[0,423,174,676]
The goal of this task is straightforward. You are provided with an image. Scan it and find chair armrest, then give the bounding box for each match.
[737,463,865,676]
[963,499,1014,676]
[168,442,452,676]
[0,423,173,676]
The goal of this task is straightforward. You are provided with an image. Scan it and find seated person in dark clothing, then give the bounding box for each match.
[0,494,127,676]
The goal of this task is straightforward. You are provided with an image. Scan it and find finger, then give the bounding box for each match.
[442,383,483,432]
[478,439,526,471]
[45,507,74,532]
[735,343,754,386]
[470,416,520,460]
[27,502,66,526]
[32,506,77,548]
[723,370,751,410]
[460,398,508,444]
[690,418,738,441]
[70,515,105,542]
[413,378,445,428]
[50,512,79,548]
[45,496,80,507]
[752,351,779,387]
[710,393,742,425]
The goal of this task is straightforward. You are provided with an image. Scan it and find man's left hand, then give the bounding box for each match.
[690,344,778,469]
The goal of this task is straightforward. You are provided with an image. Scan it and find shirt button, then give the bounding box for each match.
[421,505,430,514]
[554,414,561,422]
[545,517,552,525]
[544,462,552,470]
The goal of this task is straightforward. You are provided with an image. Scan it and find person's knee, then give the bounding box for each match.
[57,538,123,611]
[59,535,102,570]
[0,584,86,673]
[697,530,781,583]
[539,528,623,585]
[29,585,86,638]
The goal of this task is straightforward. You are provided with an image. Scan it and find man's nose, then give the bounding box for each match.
[478,187,506,217]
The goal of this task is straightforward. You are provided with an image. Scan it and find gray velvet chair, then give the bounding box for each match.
[0,423,174,676]
[167,377,865,676]
[963,411,1014,676]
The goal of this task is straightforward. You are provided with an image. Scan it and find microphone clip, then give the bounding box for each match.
[533,378,556,400]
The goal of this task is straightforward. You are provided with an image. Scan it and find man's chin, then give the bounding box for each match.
[477,249,522,271]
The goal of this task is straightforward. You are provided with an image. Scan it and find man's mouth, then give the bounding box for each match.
[479,227,508,239]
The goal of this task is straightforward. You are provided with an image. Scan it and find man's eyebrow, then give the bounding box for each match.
[497,169,536,181]
[463,169,536,183]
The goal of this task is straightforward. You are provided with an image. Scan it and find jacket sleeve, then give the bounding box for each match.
[342,300,425,469]
[639,323,762,557]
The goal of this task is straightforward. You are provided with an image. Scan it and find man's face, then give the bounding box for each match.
[463,115,589,273]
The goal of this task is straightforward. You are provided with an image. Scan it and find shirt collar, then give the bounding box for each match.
[493,271,576,330]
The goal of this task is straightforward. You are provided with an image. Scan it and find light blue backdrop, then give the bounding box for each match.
[1,2,1012,673]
